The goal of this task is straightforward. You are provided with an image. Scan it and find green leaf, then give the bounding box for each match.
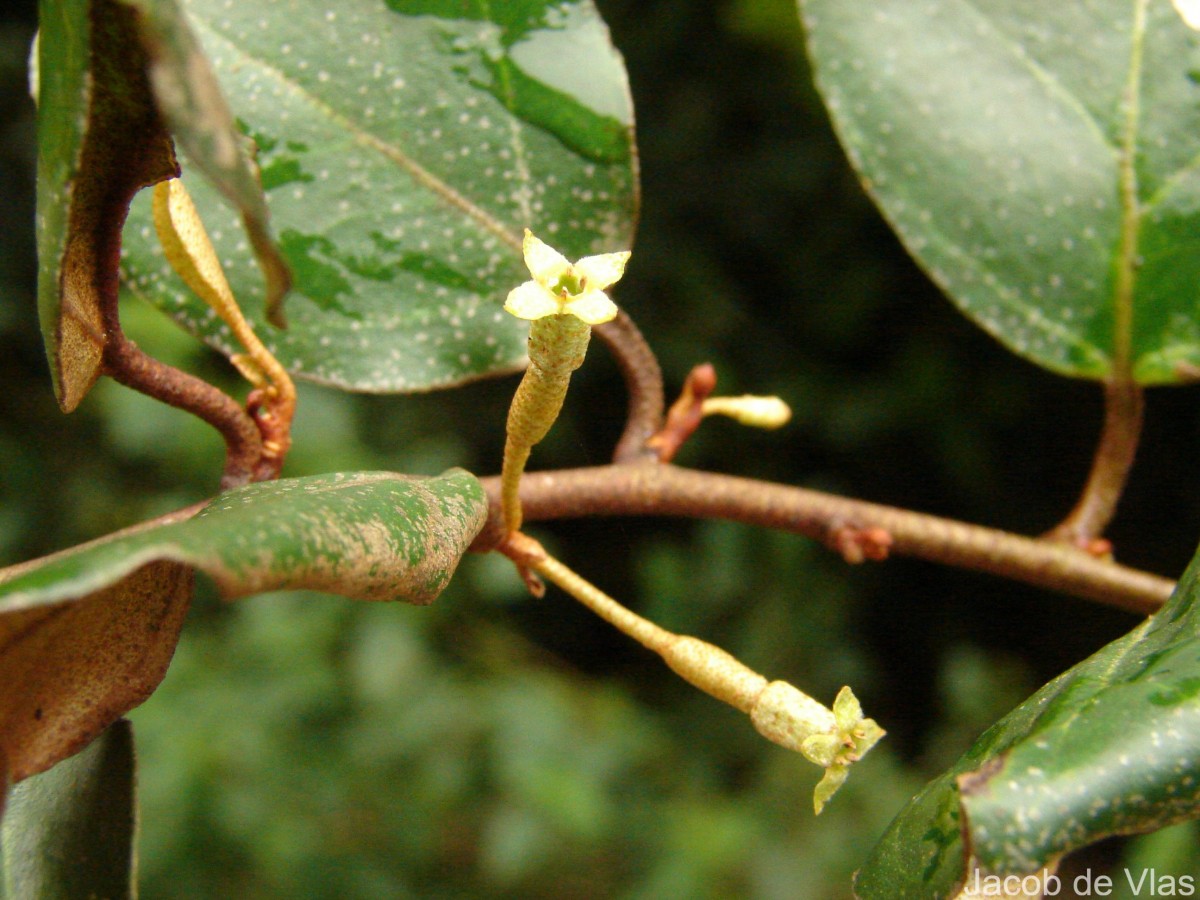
[1,720,137,900]
[0,470,485,786]
[120,0,292,326]
[119,0,638,392]
[854,544,1200,897]
[1,469,486,608]
[799,0,1200,384]
[34,0,290,410]
[36,0,178,411]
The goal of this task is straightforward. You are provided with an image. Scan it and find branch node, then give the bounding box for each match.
[497,530,549,597]
[827,523,894,564]
[246,388,293,481]
[474,464,1174,614]
[646,363,717,462]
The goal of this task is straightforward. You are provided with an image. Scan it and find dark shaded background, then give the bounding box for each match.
[4,0,1200,896]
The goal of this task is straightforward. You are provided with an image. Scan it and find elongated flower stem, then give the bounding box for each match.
[500,315,592,532]
[511,537,883,812]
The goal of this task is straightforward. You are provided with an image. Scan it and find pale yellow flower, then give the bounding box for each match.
[504,229,630,325]
[1174,0,1200,30]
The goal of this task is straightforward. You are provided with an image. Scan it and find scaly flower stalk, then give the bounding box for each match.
[502,533,885,813]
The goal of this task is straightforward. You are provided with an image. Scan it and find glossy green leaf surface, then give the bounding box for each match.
[1,720,136,900]
[855,545,1200,897]
[0,470,487,608]
[120,0,638,392]
[800,0,1200,384]
[121,0,292,324]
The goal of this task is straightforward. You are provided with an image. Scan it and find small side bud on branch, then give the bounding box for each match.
[647,363,717,462]
[828,523,894,564]
[648,368,792,462]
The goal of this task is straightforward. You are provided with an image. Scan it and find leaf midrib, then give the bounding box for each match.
[960,0,1149,377]
[187,8,524,255]
[1111,0,1149,381]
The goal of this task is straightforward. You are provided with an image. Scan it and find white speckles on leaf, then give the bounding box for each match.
[119,0,637,392]
[798,0,1200,382]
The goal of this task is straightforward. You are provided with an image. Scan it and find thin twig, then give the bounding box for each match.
[1049,379,1144,550]
[102,332,262,489]
[472,464,1175,615]
[593,309,665,463]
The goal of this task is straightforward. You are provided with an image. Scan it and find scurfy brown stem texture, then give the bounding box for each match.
[517,322,1173,616]
[103,332,263,489]
[593,309,664,463]
[473,464,1174,616]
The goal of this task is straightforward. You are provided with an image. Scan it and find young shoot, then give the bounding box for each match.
[153,178,296,472]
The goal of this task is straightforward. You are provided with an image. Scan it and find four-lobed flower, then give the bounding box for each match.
[504,229,630,325]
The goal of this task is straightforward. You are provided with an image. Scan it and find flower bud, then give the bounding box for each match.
[701,395,792,429]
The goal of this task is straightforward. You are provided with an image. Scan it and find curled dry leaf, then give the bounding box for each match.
[0,560,191,784]
[0,469,487,785]
[36,0,290,413]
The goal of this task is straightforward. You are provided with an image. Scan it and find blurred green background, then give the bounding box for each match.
[4,0,1200,896]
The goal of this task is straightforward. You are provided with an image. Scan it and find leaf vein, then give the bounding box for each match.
[188,13,523,254]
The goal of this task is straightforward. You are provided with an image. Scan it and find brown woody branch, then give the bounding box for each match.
[593,309,664,463]
[472,463,1175,616]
